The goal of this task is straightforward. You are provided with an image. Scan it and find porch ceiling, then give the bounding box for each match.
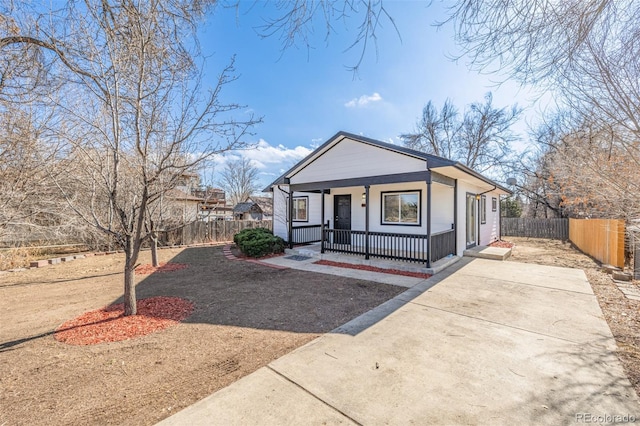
[289,170,430,192]
[431,165,511,194]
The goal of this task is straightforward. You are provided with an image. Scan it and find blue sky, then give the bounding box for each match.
[199,1,548,189]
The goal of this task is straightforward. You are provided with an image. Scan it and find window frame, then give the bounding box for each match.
[480,195,487,224]
[291,196,309,222]
[380,190,422,226]
[491,197,497,212]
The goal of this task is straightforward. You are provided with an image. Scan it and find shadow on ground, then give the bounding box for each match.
[117,246,405,333]
[0,246,408,352]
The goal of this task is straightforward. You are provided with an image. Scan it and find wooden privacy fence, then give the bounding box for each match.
[158,220,272,246]
[569,219,625,269]
[501,218,569,240]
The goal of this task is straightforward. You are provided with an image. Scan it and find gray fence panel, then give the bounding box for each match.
[501,218,569,240]
[159,220,272,246]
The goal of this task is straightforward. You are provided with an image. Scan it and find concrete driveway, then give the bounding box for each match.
[158,258,640,425]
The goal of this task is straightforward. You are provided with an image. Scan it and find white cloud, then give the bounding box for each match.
[310,137,324,148]
[210,139,314,189]
[344,92,383,108]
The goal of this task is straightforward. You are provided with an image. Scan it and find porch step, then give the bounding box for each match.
[464,245,511,261]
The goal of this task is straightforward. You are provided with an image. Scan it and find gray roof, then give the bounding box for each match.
[248,196,273,215]
[233,202,262,214]
[264,131,511,193]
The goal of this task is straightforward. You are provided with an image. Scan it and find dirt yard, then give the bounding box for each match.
[507,237,640,397]
[0,246,404,426]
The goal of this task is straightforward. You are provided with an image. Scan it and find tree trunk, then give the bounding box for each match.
[123,239,137,316]
[150,234,159,267]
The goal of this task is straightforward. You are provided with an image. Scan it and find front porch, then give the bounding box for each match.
[285,240,461,276]
[291,224,457,268]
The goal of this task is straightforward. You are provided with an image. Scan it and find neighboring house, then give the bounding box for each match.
[233,202,264,221]
[165,186,234,223]
[195,187,233,221]
[265,131,511,267]
[165,188,204,224]
[247,196,273,220]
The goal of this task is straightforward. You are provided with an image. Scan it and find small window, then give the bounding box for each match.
[481,195,487,224]
[382,191,420,225]
[492,197,497,212]
[292,197,308,222]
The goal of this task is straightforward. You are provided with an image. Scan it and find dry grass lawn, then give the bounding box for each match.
[0,246,404,425]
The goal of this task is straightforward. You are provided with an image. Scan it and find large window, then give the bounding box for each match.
[292,196,308,222]
[381,191,420,225]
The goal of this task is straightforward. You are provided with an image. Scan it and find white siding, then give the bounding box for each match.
[455,181,503,256]
[272,185,288,239]
[272,185,322,240]
[324,183,429,235]
[291,138,425,184]
[275,181,458,241]
[480,192,501,246]
[431,182,455,233]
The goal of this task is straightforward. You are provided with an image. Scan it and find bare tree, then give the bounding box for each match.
[516,110,640,221]
[220,156,260,206]
[1,1,259,315]
[239,0,399,75]
[400,99,458,159]
[0,102,85,246]
[445,1,640,220]
[401,93,521,174]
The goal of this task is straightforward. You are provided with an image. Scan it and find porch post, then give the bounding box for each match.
[498,194,503,241]
[365,185,370,260]
[426,171,432,268]
[453,179,458,255]
[320,189,326,253]
[287,184,294,249]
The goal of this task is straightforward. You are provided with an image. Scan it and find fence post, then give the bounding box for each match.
[634,233,640,280]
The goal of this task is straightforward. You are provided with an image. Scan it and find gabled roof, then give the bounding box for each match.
[248,196,273,215]
[265,131,511,193]
[233,202,263,214]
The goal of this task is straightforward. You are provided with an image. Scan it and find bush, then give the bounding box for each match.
[233,228,285,258]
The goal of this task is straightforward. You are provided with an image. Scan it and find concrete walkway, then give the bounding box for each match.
[158,258,640,425]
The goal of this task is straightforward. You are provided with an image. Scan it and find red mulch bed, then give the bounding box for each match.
[315,260,431,279]
[135,262,188,275]
[489,240,514,248]
[54,296,194,345]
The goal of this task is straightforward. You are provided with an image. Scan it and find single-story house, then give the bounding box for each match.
[264,131,511,267]
[233,201,264,221]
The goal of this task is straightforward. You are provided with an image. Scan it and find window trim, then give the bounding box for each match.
[491,197,497,212]
[292,196,309,222]
[480,195,487,224]
[380,190,422,226]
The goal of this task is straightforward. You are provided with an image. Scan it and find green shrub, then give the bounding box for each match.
[233,228,285,258]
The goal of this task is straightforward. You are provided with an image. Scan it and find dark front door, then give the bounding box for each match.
[334,194,351,244]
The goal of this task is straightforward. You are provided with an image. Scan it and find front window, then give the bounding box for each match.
[292,197,308,222]
[382,191,420,225]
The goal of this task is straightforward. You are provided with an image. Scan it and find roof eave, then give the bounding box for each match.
[452,163,513,194]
